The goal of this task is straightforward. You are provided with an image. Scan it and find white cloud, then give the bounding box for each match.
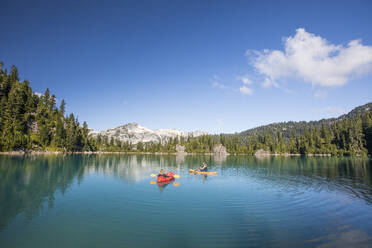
[239,86,253,95]
[236,76,252,85]
[262,78,279,88]
[237,75,255,95]
[248,28,372,88]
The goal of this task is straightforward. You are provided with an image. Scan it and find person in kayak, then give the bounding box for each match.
[158,169,169,177]
[200,162,208,172]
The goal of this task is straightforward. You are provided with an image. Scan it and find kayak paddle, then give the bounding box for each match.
[150,174,180,179]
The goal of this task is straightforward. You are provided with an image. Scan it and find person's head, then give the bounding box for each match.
[160,169,164,173]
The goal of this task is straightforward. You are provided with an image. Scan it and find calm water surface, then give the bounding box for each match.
[0,155,372,248]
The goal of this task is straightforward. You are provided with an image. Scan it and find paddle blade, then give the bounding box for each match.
[173,182,180,186]
[150,174,157,177]
[174,174,180,179]
[150,180,156,184]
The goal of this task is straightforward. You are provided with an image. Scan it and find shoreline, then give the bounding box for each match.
[0,151,349,157]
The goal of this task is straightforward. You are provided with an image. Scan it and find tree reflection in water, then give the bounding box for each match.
[0,154,371,232]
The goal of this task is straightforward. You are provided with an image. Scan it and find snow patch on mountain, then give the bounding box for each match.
[89,122,207,144]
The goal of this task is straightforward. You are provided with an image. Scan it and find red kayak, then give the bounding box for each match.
[157,172,175,183]
[157,179,175,187]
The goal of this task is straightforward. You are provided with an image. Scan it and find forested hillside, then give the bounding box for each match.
[94,106,372,155]
[240,102,372,139]
[0,63,96,152]
[220,110,372,155]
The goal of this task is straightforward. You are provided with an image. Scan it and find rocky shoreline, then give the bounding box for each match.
[0,150,335,156]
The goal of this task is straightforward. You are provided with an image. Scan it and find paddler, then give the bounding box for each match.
[200,162,208,172]
[158,169,168,177]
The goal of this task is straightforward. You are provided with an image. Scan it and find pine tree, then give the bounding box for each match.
[1,82,28,151]
[59,99,66,117]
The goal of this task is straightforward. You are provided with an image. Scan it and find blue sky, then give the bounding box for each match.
[1,0,372,133]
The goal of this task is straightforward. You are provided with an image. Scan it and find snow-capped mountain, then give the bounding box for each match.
[89,122,207,144]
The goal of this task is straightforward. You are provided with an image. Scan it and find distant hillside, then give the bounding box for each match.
[240,102,372,139]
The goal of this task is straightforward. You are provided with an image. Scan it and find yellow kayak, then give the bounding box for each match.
[189,169,218,175]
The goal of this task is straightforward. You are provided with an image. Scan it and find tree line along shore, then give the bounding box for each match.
[0,151,332,157]
[1,63,372,156]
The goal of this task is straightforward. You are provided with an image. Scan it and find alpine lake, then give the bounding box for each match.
[0,154,371,248]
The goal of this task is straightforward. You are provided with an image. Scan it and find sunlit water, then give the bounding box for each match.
[0,155,371,248]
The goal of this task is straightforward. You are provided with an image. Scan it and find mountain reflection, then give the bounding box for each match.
[0,154,371,231]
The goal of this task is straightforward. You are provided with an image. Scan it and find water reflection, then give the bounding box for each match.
[0,154,371,233]
[85,154,183,183]
[309,226,372,248]
[213,155,227,164]
[221,156,372,204]
[0,156,69,230]
[156,179,175,192]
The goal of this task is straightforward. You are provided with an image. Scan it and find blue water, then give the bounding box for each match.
[0,155,371,247]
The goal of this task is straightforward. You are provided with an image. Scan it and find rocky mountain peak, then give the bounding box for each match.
[89,123,207,144]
